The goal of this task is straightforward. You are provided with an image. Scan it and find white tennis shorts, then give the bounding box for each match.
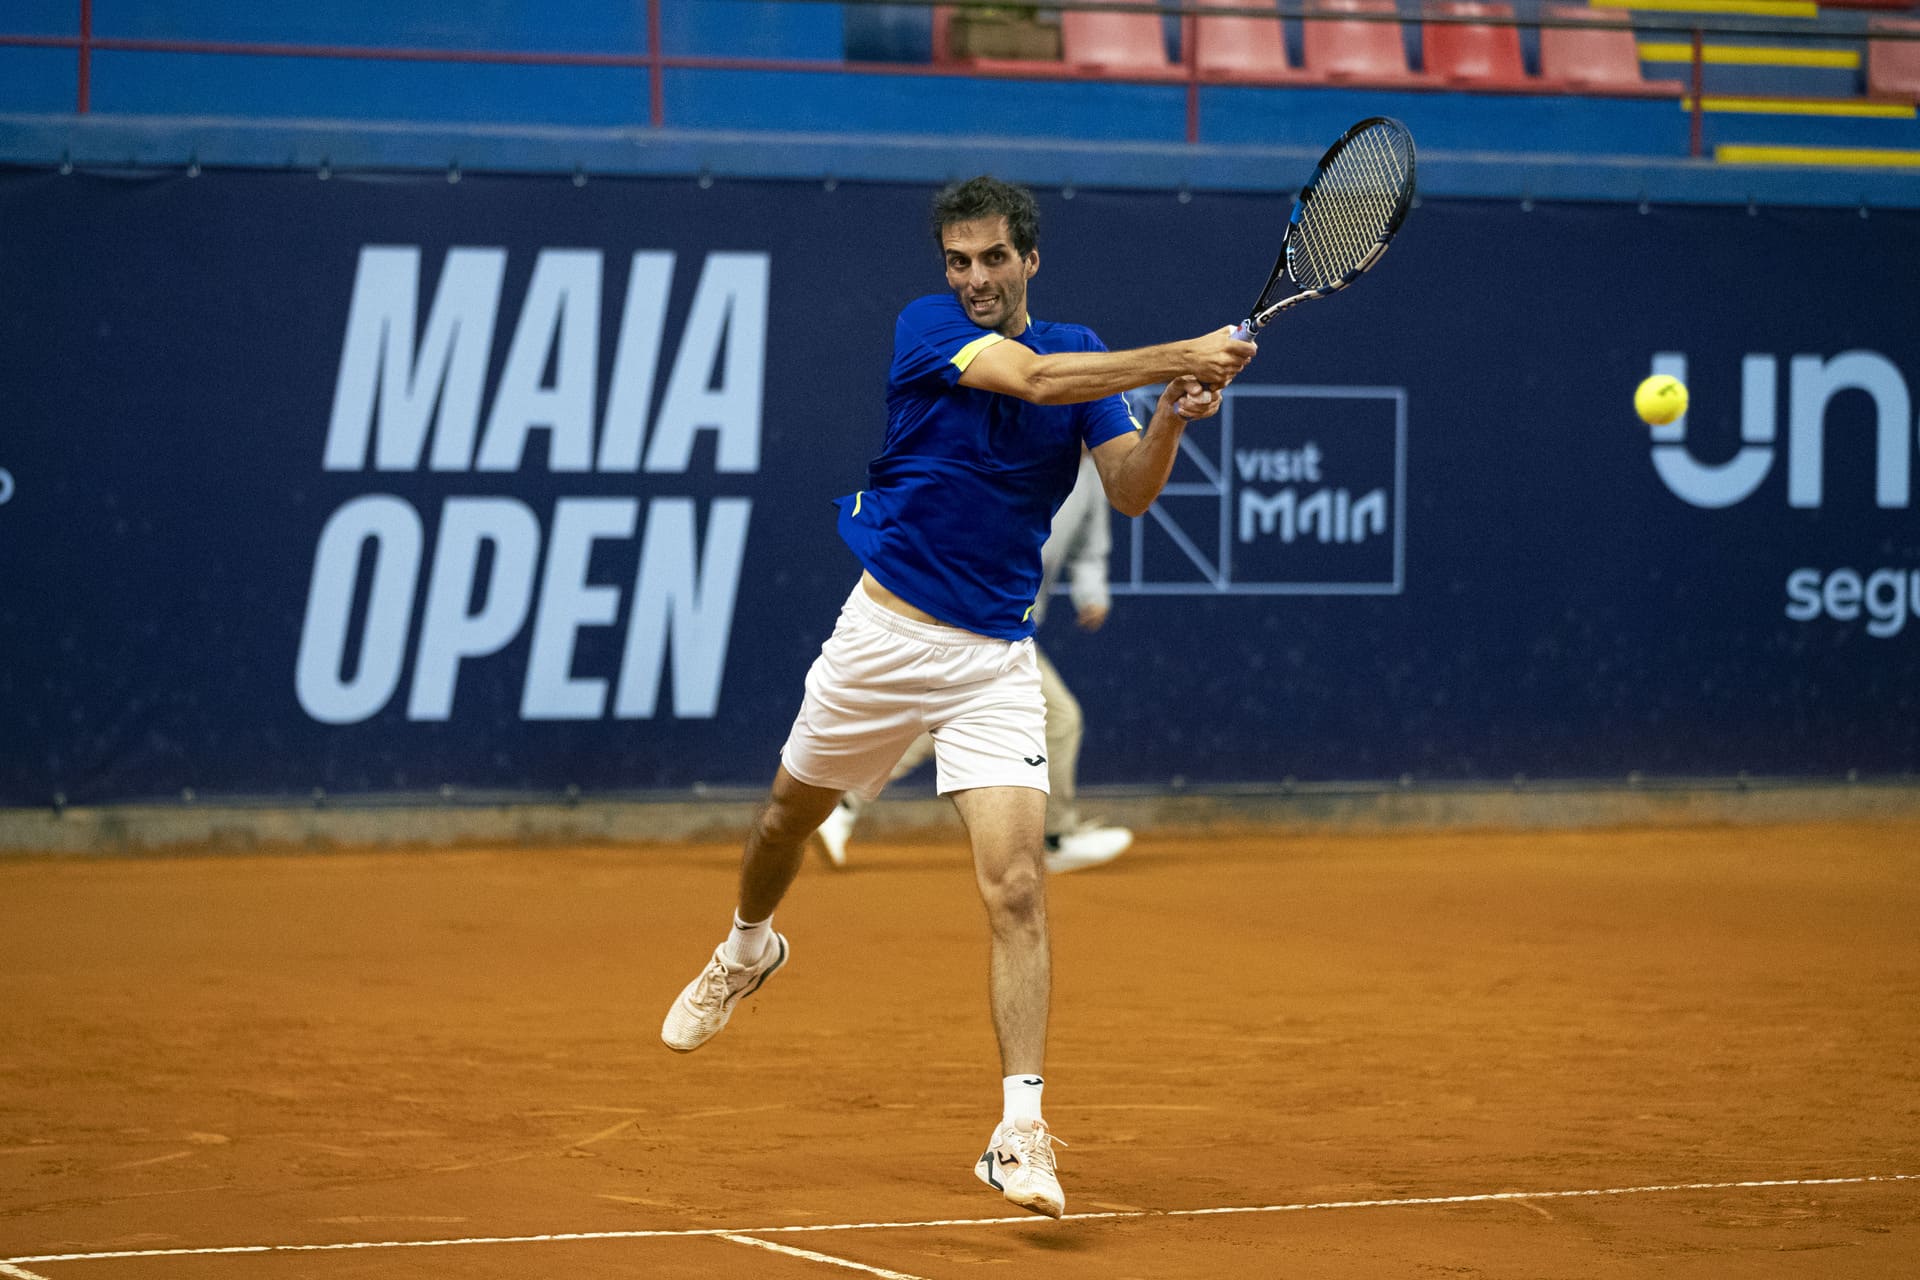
[780,583,1049,801]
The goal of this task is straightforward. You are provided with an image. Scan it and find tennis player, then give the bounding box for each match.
[811,448,1136,875]
[661,176,1256,1218]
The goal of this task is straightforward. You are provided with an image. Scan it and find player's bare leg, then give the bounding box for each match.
[952,784,1051,1072]
[951,784,1065,1216]
[739,766,842,920]
[661,766,841,1052]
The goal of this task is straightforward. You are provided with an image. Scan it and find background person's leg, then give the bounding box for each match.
[893,730,937,781]
[813,731,937,867]
[1034,646,1082,838]
[1033,647,1132,873]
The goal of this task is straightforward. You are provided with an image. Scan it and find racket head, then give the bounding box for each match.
[1245,117,1417,332]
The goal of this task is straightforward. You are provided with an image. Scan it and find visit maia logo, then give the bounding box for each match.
[1120,383,1405,597]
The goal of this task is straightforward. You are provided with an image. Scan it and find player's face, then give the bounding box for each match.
[941,216,1038,336]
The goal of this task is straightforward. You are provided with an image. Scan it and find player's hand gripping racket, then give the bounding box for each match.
[1231,117,1417,341]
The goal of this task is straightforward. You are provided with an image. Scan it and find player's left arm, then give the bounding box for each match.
[1090,376,1224,518]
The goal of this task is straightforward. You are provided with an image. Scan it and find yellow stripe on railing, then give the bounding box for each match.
[1639,42,1858,68]
[1718,143,1920,166]
[1679,95,1917,117]
[1592,0,1818,17]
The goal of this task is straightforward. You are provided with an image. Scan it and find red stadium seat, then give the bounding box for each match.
[1422,1,1535,89]
[1061,4,1182,79]
[1195,0,1301,82]
[933,5,955,62]
[1302,0,1433,85]
[1867,17,1920,101]
[1537,3,1684,97]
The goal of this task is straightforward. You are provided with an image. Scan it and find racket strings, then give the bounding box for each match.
[1290,125,1413,292]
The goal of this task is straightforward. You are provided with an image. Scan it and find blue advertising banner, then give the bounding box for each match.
[2,170,1917,804]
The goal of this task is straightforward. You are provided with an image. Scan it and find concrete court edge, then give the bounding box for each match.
[3,779,1917,855]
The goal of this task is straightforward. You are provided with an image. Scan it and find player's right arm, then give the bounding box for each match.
[959,327,1254,405]
[1089,376,1223,518]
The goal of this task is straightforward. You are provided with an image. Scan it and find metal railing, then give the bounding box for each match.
[3,0,1915,158]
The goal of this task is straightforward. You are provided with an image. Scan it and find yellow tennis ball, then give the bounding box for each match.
[1635,374,1689,426]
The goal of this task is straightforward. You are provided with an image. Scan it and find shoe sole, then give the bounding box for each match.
[662,936,788,1055]
[974,1149,1064,1218]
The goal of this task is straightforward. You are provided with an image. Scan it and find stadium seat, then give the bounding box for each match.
[1868,17,1920,101]
[844,4,936,63]
[1302,0,1433,85]
[1195,0,1301,82]
[931,5,1073,76]
[1537,4,1684,97]
[1061,4,1182,78]
[932,5,956,62]
[1422,1,1535,89]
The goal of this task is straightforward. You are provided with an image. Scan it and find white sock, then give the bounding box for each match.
[1002,1073,1045,1126]
[722,912,771,967]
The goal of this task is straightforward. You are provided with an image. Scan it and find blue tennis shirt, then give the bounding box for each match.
[835,293,1138,640]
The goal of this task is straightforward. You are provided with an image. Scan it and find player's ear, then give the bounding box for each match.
[1024,249,1039,278]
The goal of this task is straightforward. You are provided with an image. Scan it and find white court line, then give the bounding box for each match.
[719,1233,929,1279]
[5,1173,1914,1266]
[1,1262,52,1280]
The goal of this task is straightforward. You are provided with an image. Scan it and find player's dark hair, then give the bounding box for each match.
[931,176,1039,257]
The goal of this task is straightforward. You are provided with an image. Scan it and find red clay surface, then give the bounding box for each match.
[3,820,1916,1277]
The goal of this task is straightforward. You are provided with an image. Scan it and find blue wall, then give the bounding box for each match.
[3,169,1917,804]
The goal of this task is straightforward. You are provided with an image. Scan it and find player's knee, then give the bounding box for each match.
[755,794,824,847]
[980,854,1046,925]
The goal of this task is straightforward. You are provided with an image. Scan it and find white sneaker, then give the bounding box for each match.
[811,801,857,870]
[660,934,788,1053]
[974,1117,1066,1218]
[1043,825,1132,875]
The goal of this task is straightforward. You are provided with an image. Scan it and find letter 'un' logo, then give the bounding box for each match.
[1647,350,1914,511]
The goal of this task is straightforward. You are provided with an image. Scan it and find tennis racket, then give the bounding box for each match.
[1232,117,1417,341]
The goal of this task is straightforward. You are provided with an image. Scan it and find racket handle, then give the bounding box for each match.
[1230,321,1253,342]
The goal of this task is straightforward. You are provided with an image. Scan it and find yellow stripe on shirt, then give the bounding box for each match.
[951,332,1005,372]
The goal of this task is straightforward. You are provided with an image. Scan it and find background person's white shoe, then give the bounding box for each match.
[660,934,788,1052]
[1043,825,1132,875]
[811,801,857,869]
[973,1117,1065,1217]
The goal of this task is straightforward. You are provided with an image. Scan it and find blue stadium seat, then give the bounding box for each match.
[843,4,934,63]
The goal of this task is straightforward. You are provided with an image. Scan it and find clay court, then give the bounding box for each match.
[2,817,1915,1278]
